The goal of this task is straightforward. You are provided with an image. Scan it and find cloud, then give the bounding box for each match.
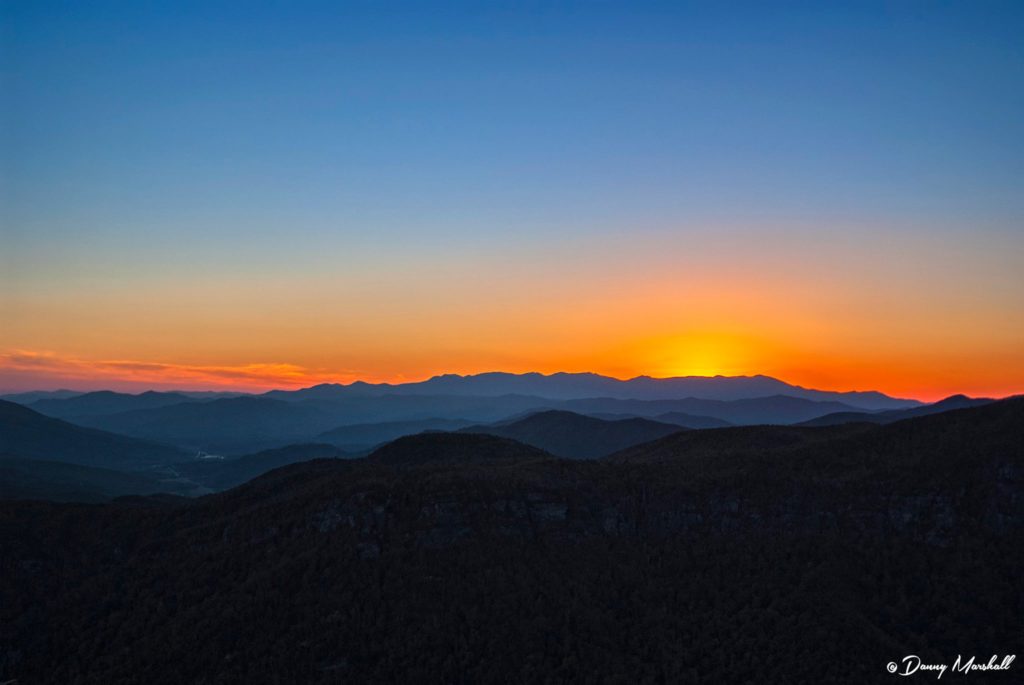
[0,349,352,392]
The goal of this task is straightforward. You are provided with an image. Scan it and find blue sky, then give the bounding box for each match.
[6,1,1023,245]
[2,1,1023,397]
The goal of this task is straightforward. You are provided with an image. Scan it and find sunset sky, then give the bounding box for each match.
[3,1,1023,401]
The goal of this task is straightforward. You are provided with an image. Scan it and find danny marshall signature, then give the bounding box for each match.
[887,655,1015,679]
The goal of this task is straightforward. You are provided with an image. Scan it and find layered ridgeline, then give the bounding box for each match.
[6,373,920,455]
[262,372,920,407]
[0,401,684,499]
[0,382,998,503]
[1,399,1020,683]
[0,400,354,501]
[0,385,998,502]
[0,399,185,470]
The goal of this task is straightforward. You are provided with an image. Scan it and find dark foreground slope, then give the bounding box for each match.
[1,399,1021,684]
[0,458,197,502]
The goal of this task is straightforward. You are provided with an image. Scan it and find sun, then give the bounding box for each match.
[671,345,729,377]
[649,332,759,378]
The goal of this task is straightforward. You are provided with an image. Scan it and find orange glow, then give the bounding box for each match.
[0,350,345,392]
[2,224,1022,401]
[1,343,1022,401]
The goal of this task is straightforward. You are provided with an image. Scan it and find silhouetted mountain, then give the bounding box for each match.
[584,411,731,428]
[0,457,196,502]
[797,393,996,427]
[560,394,862,425]
[172,443,350,491]
[175,390,254,399]
[69,396,343,455]
[1,399,1019,683]
[651,411,733,429]
[264,393,564,424]
[607,422,877,465]
[368,432,552,466]
[0,389,83,404]
[282,392,866,428]
[318,417,476,449]
[0,399,185,469]
[29,390,201,419]
[263,371,918,410]
[460,410,685,459]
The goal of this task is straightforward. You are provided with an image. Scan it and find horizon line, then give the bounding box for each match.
[0,369,994,403]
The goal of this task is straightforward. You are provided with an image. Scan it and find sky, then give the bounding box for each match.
[2,1,1023,400]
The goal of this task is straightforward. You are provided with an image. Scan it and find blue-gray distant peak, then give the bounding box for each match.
[265,372,919,411]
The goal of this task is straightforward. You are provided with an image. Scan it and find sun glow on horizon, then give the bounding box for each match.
[641,332,765,379]
[3,3,1024,407]
[2,345,1023,403]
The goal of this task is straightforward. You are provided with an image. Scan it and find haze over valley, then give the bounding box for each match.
[0,371,999,502]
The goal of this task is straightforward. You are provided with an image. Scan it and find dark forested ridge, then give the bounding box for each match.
[369,431,553,466]
[0,458,195,502]
[0,398,1021,683]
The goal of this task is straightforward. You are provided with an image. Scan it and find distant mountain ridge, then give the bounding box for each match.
[30,390,201,419]
[0,389,83,404]
[264,372,920,410]
[67,396,342,455]
[0,457,196,502]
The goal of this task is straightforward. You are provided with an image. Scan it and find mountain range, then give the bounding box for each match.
[262,371,919,408]
[6,371,919,414]
[0,371,1004,507]
[0,458,196,503]
[1,398,1019,683]
[0,390,906,459]
[3,372,928,456]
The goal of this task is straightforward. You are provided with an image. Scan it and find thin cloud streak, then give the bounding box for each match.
[0,350,356,392]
